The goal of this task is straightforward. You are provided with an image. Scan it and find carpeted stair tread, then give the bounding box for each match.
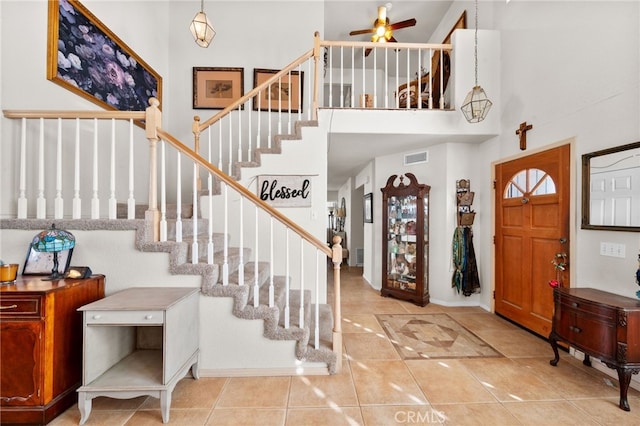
[116,203,196,219]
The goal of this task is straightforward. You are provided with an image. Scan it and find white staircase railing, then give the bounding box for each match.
[2,35,454,374]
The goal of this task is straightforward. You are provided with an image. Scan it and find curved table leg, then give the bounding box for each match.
[548,331,560,366]
[77,392,92,425]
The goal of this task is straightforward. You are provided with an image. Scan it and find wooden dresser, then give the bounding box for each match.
[549,287,640,411]
[0,275,105,424]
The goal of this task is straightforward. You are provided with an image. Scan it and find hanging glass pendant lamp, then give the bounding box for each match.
[190,0,216,48]
[461,0,492,123]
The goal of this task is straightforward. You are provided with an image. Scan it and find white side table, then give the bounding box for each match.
[77,287,199,424]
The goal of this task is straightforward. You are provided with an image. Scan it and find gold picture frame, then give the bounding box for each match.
[253,68,304,113]
[193,67,245,110]
[47,0,162,113]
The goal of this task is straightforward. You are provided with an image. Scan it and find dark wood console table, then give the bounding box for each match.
[549,287,640,411]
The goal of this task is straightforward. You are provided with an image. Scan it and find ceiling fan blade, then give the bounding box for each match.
[365,48,373,57]
[350,28,375,36]
[389,18,417,31]
[388,36,398,43]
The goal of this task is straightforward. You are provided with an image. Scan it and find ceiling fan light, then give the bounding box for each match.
[190,11,215,48]
[461,86,493,123]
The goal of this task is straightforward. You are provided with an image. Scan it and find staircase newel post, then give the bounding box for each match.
[145,98,162,241]
[331,235,343,373]
[192,116,202,192]
[312,31,321,121]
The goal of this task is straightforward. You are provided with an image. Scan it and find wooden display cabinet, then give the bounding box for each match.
[0,275,105,424]
[381,173,430,306]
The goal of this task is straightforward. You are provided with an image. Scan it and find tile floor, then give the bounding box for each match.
[51,267,640,425]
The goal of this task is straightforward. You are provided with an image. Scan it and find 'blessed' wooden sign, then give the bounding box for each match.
[257,175,312,207]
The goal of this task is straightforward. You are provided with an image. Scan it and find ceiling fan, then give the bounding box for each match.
[348,5,417,56]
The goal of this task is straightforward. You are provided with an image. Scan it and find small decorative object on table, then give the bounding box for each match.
[0,260,19,284]
[30,224,75,280]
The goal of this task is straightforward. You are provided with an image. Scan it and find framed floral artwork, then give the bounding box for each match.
[193,67,244,110]
[47,0,162,112]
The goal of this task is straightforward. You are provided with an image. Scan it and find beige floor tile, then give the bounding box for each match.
[48,408,135,426]
[206,408,286,426]
[288,367,359,408]
[430,403,521,426]
[570,397,640,425]
[139,377,227,409]
[350,359,427,406]
[343,332,402,360]
[513,357,621,399]
[472,328,550,358]
[461,358,564,402]
[406,359,497,404]
[447,312,516,333]
[124,408,212,425]
[285,407,364,425]
[502,400,601,425]
[342,300,408,315]
[360,404,439,426]
[216,376,291,408]
[400,302,447,314]
[341,314,385,334]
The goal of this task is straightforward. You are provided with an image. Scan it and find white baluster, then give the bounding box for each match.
[439,49,444,109]
[237,106,242,164]
[175,152,182,242]
[395,50,400,109]
[207,129,214,264]
[17,118,27,218]
[299,239,304,329]
[247,106,252,162]
[405,49,410,110]
[417,48,422,110]
[127,119,135,219]
[315,249,320,349]
[238,197,244,286]
[429,48,434,109]
[384,48,389,108]
[54,118,63,219]
[36,118,45,219]
[222,183,229,285]
[257,95,262,150]
[373,48,377,108]
[228,116,232,176]
[217,123,222,171]
[267,89,272,149]
[254,206,260,307]
[284,228,290,329]
[191,163,199,264]
[159,140,167,241]
[351,47,355,108]
[72,118,81,219]
[328,47,333,108]
[108,119,117,219]
[91,118,99,219]
[269,217,274,307]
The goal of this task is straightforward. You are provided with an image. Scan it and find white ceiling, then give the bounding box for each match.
[322,1,457,191]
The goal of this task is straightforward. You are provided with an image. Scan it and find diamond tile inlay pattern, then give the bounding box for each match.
[376,313,503,360]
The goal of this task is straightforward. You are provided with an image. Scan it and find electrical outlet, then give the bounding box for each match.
[601,242,626,258]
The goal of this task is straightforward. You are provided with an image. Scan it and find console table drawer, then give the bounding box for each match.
[84,310,164,325]
[0,296,41,318]
[558,294,615,322]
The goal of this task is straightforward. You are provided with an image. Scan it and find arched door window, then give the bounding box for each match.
[504,168,556,199]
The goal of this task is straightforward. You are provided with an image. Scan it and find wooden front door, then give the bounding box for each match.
[494,144,570,337]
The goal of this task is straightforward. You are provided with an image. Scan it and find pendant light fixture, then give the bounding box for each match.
[461,0,492,123]
[190,0,215,48]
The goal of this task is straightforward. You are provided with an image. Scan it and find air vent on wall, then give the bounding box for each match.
[404,151,428,166]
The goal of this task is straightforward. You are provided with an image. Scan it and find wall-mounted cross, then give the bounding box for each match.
[516,122,533,150]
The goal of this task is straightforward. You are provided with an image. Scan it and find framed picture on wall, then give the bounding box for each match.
[193,67,245,110]
[253,68,304,113]
[47,0,162,114]
[364,193,373,223]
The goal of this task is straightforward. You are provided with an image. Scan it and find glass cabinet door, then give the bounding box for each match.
[386,195,418,293]
[381,173,430,306]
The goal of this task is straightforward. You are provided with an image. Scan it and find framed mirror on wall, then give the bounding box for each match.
[582,140,640,231]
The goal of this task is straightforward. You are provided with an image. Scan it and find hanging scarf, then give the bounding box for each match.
[451,226,465,293]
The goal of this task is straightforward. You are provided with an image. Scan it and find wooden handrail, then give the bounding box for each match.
[156,127,332,258]
[198,48,314,132]
[3,110,146,120]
